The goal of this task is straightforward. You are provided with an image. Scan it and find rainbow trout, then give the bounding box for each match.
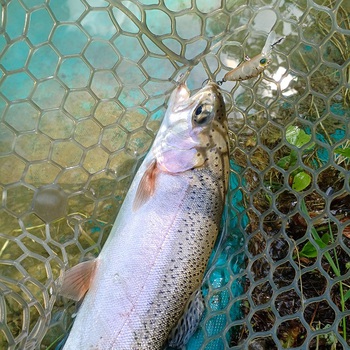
[60,80,229,349]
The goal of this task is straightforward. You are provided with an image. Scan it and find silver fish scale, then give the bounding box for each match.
[131,168,227,348]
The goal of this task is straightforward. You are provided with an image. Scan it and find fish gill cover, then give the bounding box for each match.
[0,0,349,349]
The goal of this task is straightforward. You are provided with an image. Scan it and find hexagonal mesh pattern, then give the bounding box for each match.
[0,0,349,349]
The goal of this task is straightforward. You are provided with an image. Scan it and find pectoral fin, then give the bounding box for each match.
[60,259,98,301]
[168,289,205,348]
[133,159,159,211]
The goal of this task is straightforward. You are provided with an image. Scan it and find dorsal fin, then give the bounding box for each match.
[133,159,159,211]
[60,259,98,301]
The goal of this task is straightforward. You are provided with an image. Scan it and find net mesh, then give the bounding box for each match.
[0,0,349,349]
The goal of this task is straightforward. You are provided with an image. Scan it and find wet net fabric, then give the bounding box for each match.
[0,0,349,349]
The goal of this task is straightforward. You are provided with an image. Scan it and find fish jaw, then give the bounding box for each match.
[168,82,190,111]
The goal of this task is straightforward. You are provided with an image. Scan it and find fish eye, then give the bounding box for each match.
[193,104,213,126]
[195,105,202,116]
[260,58,267,65]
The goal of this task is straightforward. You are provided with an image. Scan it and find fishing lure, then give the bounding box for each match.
[218,31,284,84]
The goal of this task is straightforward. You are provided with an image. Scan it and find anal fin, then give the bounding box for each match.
[167,289,205,349]
[60,259,98,301]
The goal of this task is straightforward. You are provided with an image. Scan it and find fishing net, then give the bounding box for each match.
[0,0,349,349]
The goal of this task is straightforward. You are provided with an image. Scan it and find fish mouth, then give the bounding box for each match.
[172,80,222,113]
[168,83,190,112]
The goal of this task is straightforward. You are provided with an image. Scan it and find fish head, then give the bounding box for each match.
[135,81,229,209]
[153,81,229,174]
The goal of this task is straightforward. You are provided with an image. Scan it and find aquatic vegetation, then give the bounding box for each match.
[277,125,313,191]
[294,201,350,345]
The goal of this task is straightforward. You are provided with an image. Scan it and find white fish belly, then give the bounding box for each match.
[63,166,224,350]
